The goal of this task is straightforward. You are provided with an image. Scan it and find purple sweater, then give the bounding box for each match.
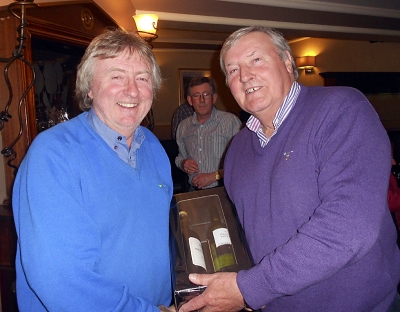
[224,85,400,311]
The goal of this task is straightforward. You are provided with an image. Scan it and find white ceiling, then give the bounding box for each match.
[1,0,399,49]
[216,0,400,17]
[130,0,400,49]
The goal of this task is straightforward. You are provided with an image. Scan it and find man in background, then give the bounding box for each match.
[13,29,174,312]
[175,76,241,190]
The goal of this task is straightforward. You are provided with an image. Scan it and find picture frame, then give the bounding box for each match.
[178,68,211,105]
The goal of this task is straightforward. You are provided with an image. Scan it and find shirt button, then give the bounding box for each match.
[117,136,122,141]
[114,146,118,150]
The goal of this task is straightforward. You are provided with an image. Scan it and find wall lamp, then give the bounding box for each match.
[133,14,158,46]
[296,56,316,74]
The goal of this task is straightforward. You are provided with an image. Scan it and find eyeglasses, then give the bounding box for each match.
[191,92,213,100]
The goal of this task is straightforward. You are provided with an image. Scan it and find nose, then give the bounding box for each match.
[198,94,206,102]
[239,65,254,83]
[125,79,139,98]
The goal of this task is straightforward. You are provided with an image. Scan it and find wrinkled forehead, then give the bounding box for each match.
[190,82,212,93]
[96,47,151,67]
[225,33,276,62]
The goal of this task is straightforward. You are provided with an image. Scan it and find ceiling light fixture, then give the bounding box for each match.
[133,14,158,46]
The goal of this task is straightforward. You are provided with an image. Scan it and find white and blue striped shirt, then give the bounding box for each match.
[175,107,242,188]
[247,81,301,147]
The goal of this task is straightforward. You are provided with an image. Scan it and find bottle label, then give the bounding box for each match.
[212,252,236,272]
[212,228,232,247]
[189,237,207,270]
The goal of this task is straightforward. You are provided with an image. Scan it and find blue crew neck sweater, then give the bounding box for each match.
[13,112,173,311]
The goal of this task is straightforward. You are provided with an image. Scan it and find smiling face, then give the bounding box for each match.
[224,31,294,128]
[88,48,153,144]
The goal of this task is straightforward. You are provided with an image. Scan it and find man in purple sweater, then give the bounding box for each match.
[179,26,400,312]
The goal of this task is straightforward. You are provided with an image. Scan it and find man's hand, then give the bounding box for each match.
[191,173,216,189]
[182,159,199,175]
[178,272,245,312]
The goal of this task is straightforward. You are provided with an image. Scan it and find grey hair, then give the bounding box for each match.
[220,26,298,81]
[75,28,162,111]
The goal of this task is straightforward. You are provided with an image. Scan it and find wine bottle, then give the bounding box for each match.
[207,206,236,272]
[179,211,207,274]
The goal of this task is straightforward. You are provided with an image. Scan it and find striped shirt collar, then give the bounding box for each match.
[190,106,217,125]
[246,81,301,147]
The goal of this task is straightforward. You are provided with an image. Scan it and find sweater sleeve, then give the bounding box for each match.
[12,133,162,312]
[236,89,393,308]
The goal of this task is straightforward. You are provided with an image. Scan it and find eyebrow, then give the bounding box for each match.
[106,67,151,76]
[226,50,257,68]
[246,50,256,58]
[106,67,126,74]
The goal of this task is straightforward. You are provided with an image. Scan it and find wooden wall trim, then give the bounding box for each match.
[0,1,117,202]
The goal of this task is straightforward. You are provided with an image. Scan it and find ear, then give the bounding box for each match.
[88,90,94,99]
[187,95,193,106]
[284,51,293,74]
[212,93,218,104]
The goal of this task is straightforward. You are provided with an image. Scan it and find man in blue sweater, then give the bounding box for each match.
[179,26,400,311]
[13,29,174,311]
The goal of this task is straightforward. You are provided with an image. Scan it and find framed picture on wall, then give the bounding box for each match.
[179,68,211,105]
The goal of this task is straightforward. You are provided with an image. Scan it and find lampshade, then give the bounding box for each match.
[296,56,316,68]
[133,14,158,38]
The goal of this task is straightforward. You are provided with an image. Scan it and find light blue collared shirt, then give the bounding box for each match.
[246,81,301,147]
[86,109,144,168]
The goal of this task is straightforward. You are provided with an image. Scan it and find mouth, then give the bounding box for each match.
[117,102,138,108]
[245,86,261,94]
